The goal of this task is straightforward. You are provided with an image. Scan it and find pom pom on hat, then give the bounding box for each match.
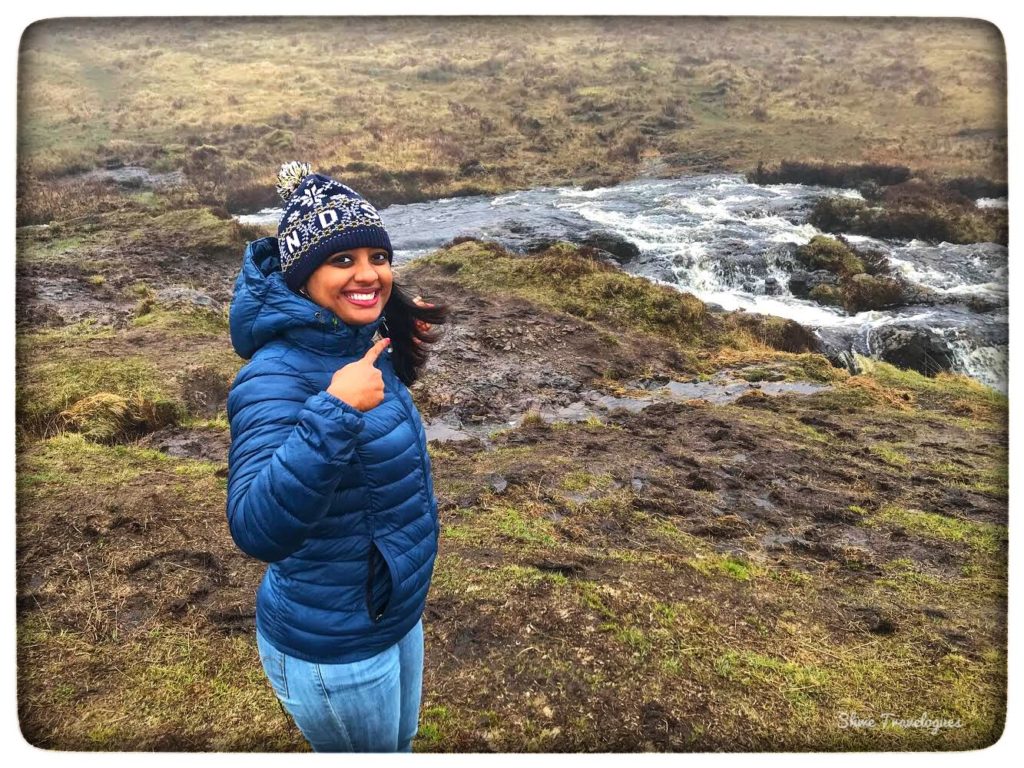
[276,160,313,202]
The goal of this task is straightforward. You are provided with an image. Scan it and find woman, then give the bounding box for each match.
[226,161,447,752]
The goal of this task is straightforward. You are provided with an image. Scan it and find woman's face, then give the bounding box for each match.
[304,246,393,325]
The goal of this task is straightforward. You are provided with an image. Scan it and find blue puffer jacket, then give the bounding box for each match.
[226,236,438,664]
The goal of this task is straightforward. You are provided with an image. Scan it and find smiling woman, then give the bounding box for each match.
[225,161,449,752]
[301,246,394,325]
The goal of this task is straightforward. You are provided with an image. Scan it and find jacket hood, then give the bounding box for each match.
[229,236,385,360]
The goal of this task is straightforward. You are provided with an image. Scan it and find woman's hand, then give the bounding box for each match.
[327,337,391,411]
[413,295,435,344]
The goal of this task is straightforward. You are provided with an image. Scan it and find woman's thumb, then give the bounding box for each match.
[363,337,391,364]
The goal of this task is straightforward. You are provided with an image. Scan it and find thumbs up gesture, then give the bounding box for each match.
[327,337,391,411]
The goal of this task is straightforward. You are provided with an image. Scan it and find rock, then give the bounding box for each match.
[965,294,1004,313]
[830,349,862,375]
[788,269,840,298]
[842,273,906,312]
[579,231,640,264]
[870,325,957,376]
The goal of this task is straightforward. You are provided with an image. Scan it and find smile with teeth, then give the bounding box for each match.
[342,289,380,306]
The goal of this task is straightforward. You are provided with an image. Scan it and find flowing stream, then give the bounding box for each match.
[237,174,1008,393]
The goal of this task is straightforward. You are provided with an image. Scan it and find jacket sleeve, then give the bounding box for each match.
[226,359,365,563]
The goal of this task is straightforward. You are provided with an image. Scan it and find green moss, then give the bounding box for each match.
[651,519,703,548]
[737,367,782,382]
[786,420,830,444]
[18,617,302,751]
[20,319,116,345]
[417,705,457,748]
[573,579,617,621]
[791,353,845,383]
[493,504,558,547]
[809,283,844,307]
[179,414,230,431]
[16,234,88,265]
[796,235,865,277]
[15,432,225,500]
[560,470,615,493]
[841,273,905,312]
[715,649,831,707]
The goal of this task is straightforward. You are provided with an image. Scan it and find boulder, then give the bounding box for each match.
[789,269,840,298]
[871,326,956,376]
[579,231,641,263]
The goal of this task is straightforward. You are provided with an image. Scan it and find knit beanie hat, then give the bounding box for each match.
[275,161,393,293]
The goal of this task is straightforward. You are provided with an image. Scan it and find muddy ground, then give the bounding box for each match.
[15,218,1008,751]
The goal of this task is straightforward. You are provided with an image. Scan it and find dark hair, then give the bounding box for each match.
[382,280,449,386]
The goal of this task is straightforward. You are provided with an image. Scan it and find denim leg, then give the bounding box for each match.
[256,628,403,752]
[397,618,425,753]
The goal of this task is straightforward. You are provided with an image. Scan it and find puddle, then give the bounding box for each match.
[660,377,831,404]
[423,373,832,445]
[136,426,230,463]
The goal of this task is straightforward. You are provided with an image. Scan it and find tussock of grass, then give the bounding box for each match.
[17,353,184,440]
[57,391,179,444]
[857,356,1005,409]
[796,235,866,277]
[134,208,244,260]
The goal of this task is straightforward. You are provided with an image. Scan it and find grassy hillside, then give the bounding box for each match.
[18,17,1006,211]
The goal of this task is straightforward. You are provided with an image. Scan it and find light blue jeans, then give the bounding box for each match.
[256,618,424,752]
